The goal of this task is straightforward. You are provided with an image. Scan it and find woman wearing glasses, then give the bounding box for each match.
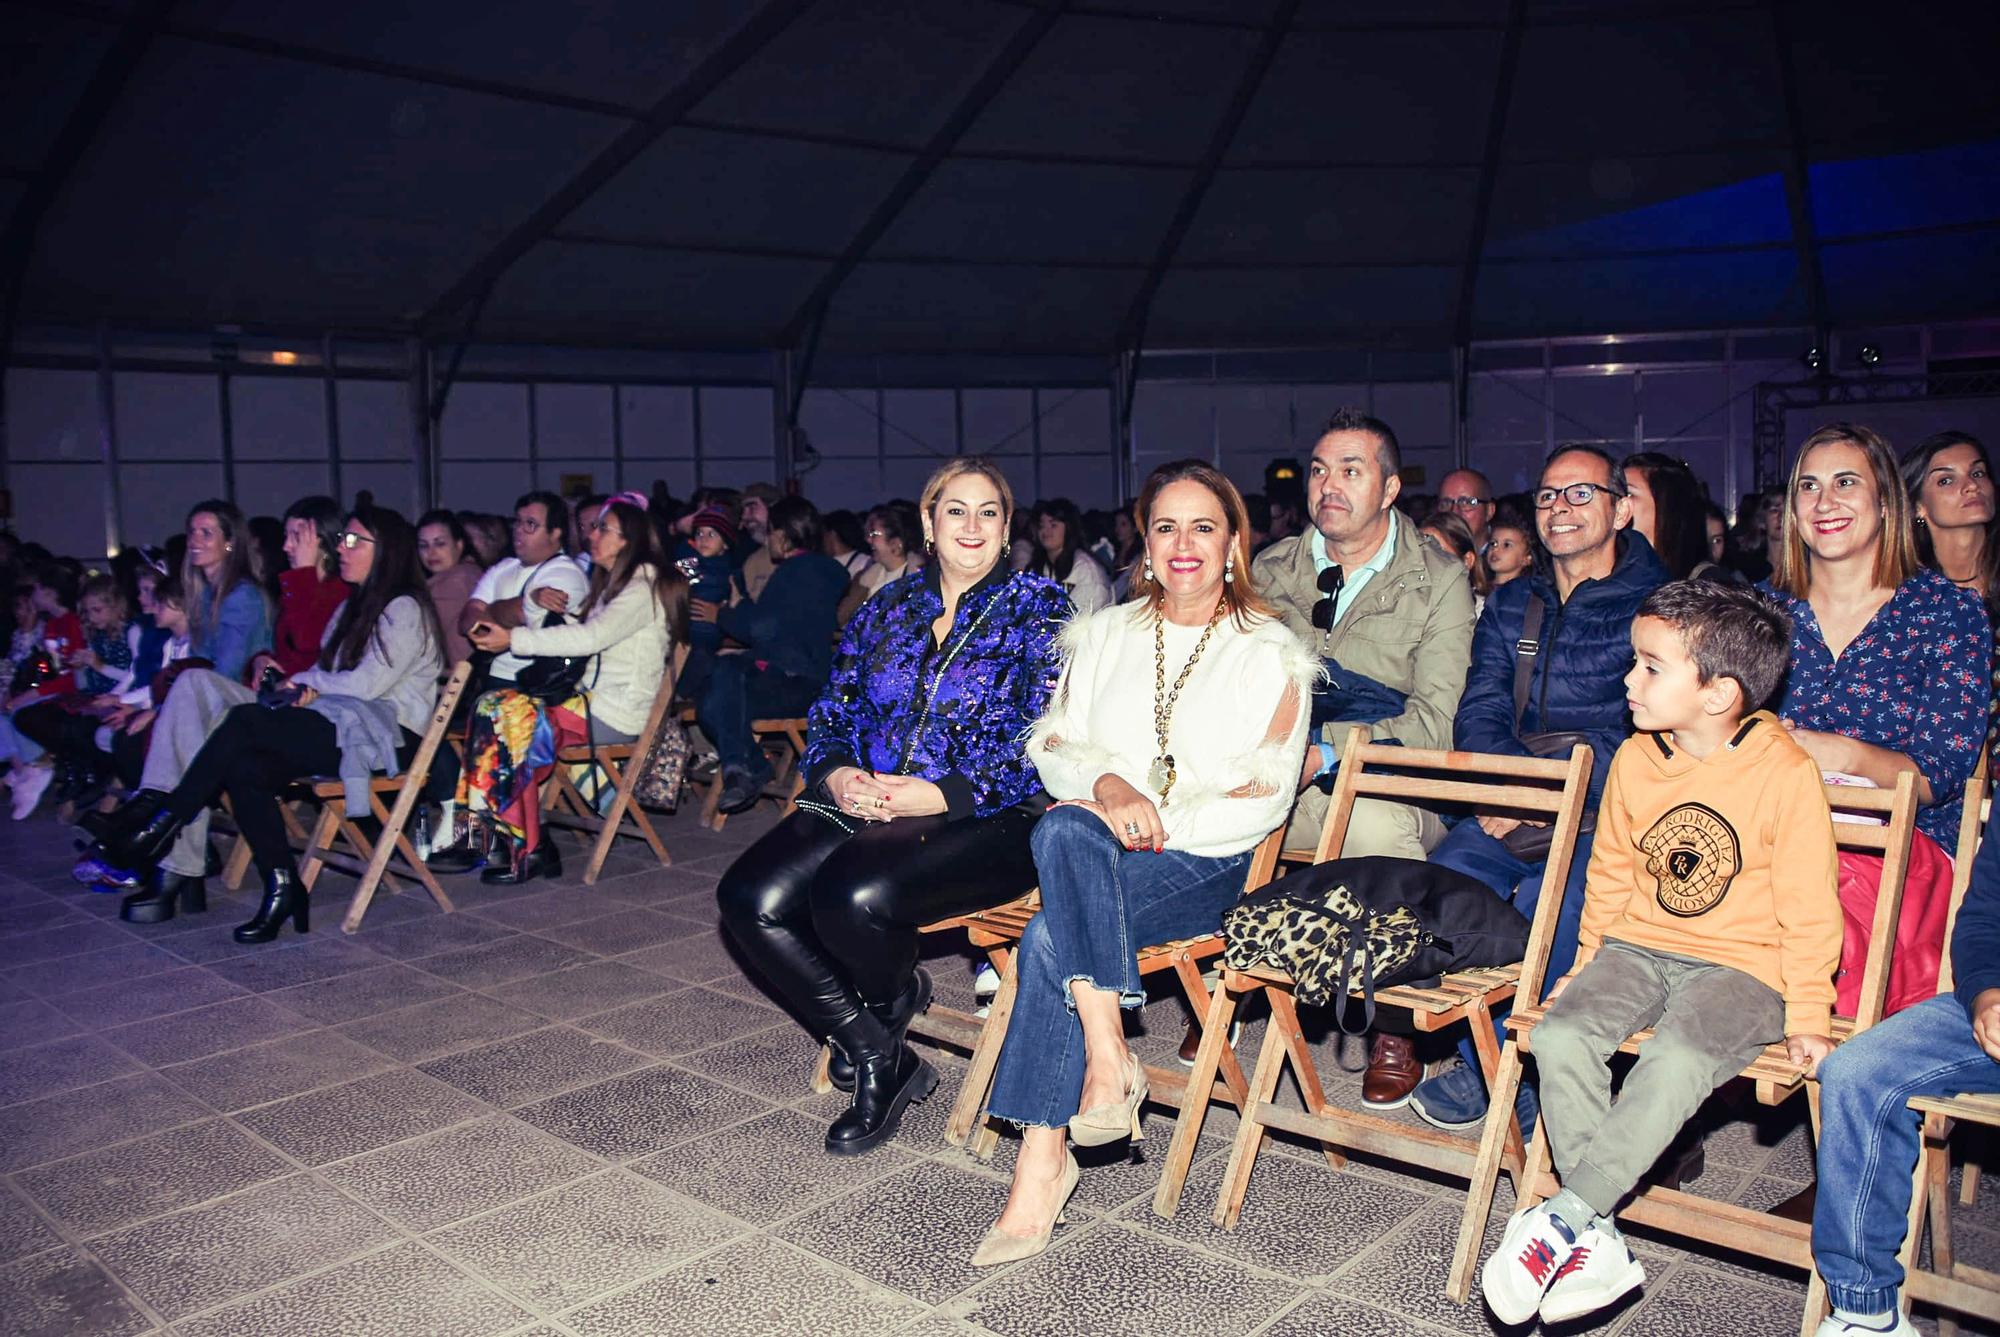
[971,459,1314,1265]
[459,500,684,885]
[100,505,445,943]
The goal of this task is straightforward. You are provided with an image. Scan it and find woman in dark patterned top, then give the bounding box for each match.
[1761,422,1991,849]
[718,458,1070,1156]
[1900,429,2000,755]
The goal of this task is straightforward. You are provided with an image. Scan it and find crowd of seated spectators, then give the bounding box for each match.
[6,414,1997,1331]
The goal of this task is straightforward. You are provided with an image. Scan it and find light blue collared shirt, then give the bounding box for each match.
[1311,516,1397,630]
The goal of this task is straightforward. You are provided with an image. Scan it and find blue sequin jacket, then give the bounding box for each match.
[804,561,1072,821]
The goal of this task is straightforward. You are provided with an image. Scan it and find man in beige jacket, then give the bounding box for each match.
[1247,407,1478,1104]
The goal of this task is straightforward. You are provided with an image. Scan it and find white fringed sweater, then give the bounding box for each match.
[1028,602,1318,857]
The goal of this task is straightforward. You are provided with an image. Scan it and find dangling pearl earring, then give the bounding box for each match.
[1143,558,1154,582]
[1224,555,1235,584]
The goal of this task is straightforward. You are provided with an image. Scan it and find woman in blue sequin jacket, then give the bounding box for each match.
[719,458,1071,1157]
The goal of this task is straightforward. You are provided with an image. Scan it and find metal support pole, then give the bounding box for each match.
[322,332,342,502]
[216,371,237,505]
[95,325,122,558]
[405,337,431,511]
[771,348,796,489]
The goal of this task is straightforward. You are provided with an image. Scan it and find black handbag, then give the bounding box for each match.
[1222,856,1530,1032]
[513,608,594,704]
[1503,592,1594,862]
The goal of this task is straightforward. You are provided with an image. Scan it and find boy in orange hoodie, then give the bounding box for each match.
[1481,580,1842,1326]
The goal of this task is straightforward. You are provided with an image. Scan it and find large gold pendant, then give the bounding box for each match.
[1148,754,1174,801]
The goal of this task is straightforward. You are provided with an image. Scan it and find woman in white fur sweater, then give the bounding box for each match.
[464,499,686,884]
[972,460,1316,1266]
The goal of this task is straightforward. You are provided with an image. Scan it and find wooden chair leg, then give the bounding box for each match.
[298,804,341,892]
[1961,1155,1981,1207]
[1467,998,1526,1179]
[223,834,255,891]
[811,1043,834,1096]
[1154,978,1242,1219]
[1450,1037,1528,1304]
[1925,1114,1959,1337]
[947,950,1019,1151]
[1212,989,1290,1230]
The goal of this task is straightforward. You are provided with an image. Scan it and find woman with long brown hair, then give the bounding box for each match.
[1765,422,1988,853]
[971,459,1315,1265]
[459,499,684,884]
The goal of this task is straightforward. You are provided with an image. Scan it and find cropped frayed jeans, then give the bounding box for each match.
[1813,994,2000,1315]
[986,806,1250,1130]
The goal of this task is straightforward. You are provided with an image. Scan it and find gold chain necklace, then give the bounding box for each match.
[1149,603,1223,805]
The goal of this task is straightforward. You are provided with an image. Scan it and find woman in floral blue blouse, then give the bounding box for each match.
[1762,422,1990,850]
[718,457,1071,1157]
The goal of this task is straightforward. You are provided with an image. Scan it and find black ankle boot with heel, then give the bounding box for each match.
[823,1007,938,1157]
[234,868,308,944]
[101,807,186,875]
[119,871,207,924]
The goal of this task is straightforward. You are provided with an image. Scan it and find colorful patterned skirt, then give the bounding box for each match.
[457,688,590,850]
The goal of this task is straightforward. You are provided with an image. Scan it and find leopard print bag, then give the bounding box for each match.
[1221,879,1431,1033]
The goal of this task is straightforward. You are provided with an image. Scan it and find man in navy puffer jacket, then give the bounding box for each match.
[1409,444,1669,1132]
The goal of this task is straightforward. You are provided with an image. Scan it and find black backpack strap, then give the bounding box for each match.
[1512,593,1546,730]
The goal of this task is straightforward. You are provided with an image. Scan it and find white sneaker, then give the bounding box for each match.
[973,963,1000,1018]
[1813,1313,1919,1336]
[1538,1222,1645,1323]
[1479,1202,1579,1326]
[10,764,53,820]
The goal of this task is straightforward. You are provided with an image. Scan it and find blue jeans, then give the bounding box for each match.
[695,657,818,779]
[986,806,1251,1129]
[1813,994,2000,1314]
[1428,819,1595,1069]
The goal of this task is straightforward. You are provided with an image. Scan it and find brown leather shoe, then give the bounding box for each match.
[1361,1032,1423,1109]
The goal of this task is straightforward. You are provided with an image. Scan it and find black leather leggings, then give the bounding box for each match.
[716,806,1039,1036]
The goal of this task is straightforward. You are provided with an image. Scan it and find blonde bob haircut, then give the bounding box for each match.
[1124,459,1276,628]
[1773,421,1918,598]
[918,456,1016,534]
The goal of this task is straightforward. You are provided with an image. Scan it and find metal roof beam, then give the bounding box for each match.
[1451,0,1525,352]
[775,0,1068,350]
[1770,0,1830,338]
[418,0,815,334]
[1114,0,1301,421]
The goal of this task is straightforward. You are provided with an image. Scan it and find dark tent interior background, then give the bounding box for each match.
[4,0,2000,557]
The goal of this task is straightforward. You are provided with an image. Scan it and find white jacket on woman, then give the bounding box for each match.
[508,565,670,737]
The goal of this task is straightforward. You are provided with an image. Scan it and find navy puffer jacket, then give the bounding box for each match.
[1453,531,1669,802]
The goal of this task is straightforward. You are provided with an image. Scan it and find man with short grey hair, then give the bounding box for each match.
[1437,467,1496,549]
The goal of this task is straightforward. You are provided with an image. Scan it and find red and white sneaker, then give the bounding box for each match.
[1539,1223,1645,1323]
[1479,1202,1579,1326]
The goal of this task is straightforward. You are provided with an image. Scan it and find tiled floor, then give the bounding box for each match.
[1,804,1994,1337]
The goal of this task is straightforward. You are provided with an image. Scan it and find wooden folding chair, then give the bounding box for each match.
[537,648,686,885]
[943,825,1289,1162]
[1162,729,1592,1229]
[680,709,808,832]
[1453,771,1920,1323]
[1882,777,1996,1337]
[290,661,474,934]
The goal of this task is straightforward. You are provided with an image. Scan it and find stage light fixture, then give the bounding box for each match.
[1803,346,1824,371]
[1858,345,1881,367]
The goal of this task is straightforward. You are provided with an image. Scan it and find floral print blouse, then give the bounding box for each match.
[1763,567,1992,847]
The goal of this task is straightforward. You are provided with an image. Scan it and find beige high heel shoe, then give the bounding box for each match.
[971,1151,1080,1267]
[1067,1050,1147,1148]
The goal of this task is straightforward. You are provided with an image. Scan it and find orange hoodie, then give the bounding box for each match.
[1577,711,1842,1037]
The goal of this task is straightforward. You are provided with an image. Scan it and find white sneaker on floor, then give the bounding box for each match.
[10,764,53,820]
[1813,1313,1919,1336]
[973,962,1000,1018]
[1538,1222,1645,1323]
[1479,1201,1578,1326]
